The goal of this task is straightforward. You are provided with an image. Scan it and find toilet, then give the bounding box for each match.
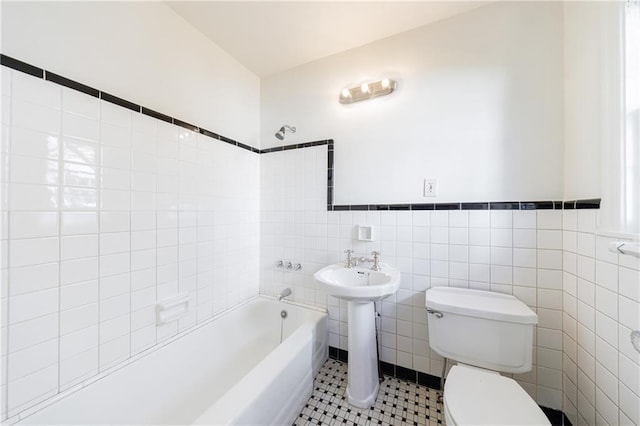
[425,287,551,426]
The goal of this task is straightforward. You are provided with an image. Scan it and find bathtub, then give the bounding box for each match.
[19,297,328,425]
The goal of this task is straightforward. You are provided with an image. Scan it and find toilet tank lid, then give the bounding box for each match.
[425,287,538,324]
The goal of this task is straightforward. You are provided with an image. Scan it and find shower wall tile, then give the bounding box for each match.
[0,66,260,420]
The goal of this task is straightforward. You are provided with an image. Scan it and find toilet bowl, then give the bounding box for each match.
[424,287,551,426]
[443,365,550,426]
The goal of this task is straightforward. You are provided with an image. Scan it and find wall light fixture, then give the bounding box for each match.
[339,78,397,104]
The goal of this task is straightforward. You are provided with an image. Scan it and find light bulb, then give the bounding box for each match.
[341,88,351,98]
[361,83,370,94]
[381,78,390,88]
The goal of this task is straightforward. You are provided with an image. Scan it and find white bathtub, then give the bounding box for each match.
[20,297,328,425]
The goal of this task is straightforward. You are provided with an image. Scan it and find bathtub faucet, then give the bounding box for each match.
[278,288,292,301]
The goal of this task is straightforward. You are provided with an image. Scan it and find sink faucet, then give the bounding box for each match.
[344,249,357,268]
[357,251,382,271]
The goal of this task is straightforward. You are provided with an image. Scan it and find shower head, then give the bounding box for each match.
[275,124,296,140]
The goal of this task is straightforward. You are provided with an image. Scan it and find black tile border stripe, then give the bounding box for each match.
[45,72,99,98]
[330,199,599,211]
[329,346,570,426]
[0,54,603,215]
[141,107,172,124]
[1,54,43,78]
[100,92,140,113]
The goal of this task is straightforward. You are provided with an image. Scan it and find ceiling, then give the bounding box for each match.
[167,1,487,78]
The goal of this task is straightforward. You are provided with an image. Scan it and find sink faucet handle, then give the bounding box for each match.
[344,249,355,268]
[370,251,381,271]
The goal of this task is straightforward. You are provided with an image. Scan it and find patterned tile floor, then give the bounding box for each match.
[295,360,444,426]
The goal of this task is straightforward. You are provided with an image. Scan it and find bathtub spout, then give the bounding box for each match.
[278,288,292,301]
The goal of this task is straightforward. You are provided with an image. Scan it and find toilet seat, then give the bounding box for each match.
[444,365,551,426]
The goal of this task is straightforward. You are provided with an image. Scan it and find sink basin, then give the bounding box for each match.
[314,263,401,301]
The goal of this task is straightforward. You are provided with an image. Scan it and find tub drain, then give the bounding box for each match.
[281,310,288,319]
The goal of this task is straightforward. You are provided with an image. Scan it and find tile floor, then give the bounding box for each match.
[295,360,443,426]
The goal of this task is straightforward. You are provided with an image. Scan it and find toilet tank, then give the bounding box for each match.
[425,287,538,374]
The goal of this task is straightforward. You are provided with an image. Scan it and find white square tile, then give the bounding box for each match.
[490,228,512,247]
[60,303,98,335]
[100,167,130,191]
[469,228,489,246]
[538,249,562,270]
[61,257,98,285]
[62,88,99,120]
[8,314,58,353]
[619,267,640,302]
[9,184,59,211]
[100,334,129,369]
[577,255,596,283]
[595,311,618,346]
[8,288,58,324]
[9,127,59,160]
[59,347,98,390]
[101,101,131,128]
[9,237,58,268]
[577,210,596,233]
[63,113,99,143]
[12,99,61,135]
[100,211,129,233]
[537,230,562,250]
[619,295,640,330]
[12,73,60,109]
[538,269,562,290]
[513,229,536,248]
[8,339,57,382]
[63,138,99,165]
[7,364,57,413]
[61,212,97,235]
[9,155,58,185]
[513,248,536,268]
[449,210,468,227]
[468,210,489,228]
[60,280,98,311]
[61,235,98,261]
[100,232,130,255]
[99,253,129,278]
[9,262,58,296]
[595,286,618,320]
[490,210,512,228]
[490,247,512,266]
[537,210,562,230]
[513,211,536,229]
[9,212,58,239]
[491,265,512,285]
[577,232,596,258]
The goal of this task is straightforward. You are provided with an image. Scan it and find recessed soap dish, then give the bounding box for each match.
[357,225,375,241]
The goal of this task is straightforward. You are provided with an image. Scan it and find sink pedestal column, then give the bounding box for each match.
[346,300,379,408]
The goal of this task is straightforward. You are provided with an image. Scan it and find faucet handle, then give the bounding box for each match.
[344,249,354,254]
[371,251,380,257]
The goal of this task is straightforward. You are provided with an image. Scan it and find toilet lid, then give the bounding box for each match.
[444,365,551,426]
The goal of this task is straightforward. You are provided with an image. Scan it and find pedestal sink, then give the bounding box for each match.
[314,262,401,408]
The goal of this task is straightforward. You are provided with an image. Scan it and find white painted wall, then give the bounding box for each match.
[1,1,260,146]
[563,2,623,207]
[261,2,565,205]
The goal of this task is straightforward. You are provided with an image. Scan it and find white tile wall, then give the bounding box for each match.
[562,211,640,426]
[0,67,260,419]
[259,146,566,410]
